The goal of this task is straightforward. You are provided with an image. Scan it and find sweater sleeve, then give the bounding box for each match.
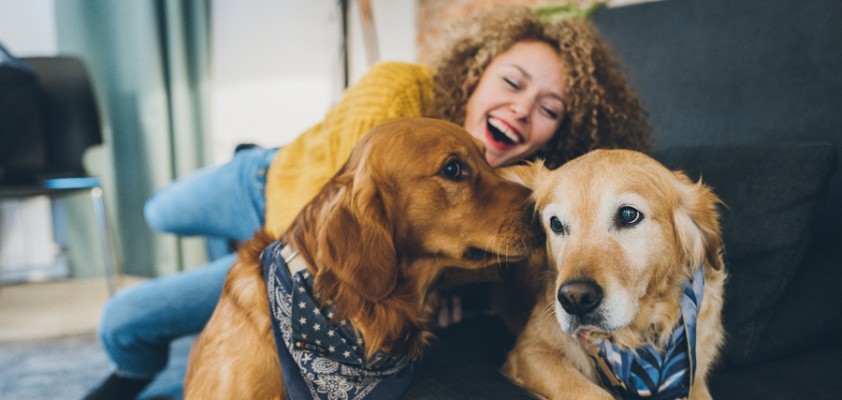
[263,62,436,237]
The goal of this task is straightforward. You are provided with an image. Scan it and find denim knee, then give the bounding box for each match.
[143,192,168,233]
[141,147,276,238]
[98,292,169,377]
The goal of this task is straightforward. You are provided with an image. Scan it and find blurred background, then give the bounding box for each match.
[0,0,633,283]
[1,2,638,397]
[0,0,639,349]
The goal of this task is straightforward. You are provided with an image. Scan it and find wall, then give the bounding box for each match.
[209,0,417,164]
[209,0,339,163]
[0,0,57,55]
[415,0,663,63]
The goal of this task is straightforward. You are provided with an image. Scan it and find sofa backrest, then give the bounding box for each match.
[593,0,841,216]
[593,0,842,366]
[593,0,841,146]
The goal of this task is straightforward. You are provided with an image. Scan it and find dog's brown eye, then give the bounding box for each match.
[441,160,465,180]
[617,206,643,226]
[549,216,566,234]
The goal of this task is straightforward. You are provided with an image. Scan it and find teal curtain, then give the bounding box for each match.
[54,0,212,276]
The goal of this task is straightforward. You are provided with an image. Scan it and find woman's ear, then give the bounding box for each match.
[672,171,725,272]
[317,164,398,302]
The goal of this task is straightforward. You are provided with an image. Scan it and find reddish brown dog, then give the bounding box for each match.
[184,118,539,399]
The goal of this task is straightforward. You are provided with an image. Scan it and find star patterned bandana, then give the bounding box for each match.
[261,240,413,400]
[577,267,705,400]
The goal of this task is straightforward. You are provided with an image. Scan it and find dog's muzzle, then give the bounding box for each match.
[576,267,705,400]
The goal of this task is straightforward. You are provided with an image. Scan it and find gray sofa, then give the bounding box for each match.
[405,0,842,398]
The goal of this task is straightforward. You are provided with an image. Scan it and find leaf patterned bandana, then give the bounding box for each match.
[577,267,704,400]
[261,240,413,400]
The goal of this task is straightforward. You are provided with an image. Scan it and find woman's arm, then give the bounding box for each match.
[263,62,436,237]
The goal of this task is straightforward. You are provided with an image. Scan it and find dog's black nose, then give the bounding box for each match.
[557,279,603,316]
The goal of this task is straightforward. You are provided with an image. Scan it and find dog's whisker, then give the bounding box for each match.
[540,299,555,321]
[497,236,511,269]
[493,234,501,265]
[500,235,506,265]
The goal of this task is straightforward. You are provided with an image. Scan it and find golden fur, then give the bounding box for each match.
[184,118,540,399]
[430,4,651,168]
[502,149,726,400]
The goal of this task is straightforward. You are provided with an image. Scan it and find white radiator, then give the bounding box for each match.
[0,196,68,283]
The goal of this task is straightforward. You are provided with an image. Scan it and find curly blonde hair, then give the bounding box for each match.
[430,5,651,168]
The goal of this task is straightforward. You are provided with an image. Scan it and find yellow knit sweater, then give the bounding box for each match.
[264,62,436,237]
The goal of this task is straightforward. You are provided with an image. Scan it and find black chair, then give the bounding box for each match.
[0,55,118,294]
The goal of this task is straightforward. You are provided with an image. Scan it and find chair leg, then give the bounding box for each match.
[89,186,118,295]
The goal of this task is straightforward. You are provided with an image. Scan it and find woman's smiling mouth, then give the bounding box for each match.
[486,117,523,150]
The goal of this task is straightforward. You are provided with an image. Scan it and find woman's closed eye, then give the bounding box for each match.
[541,105,560,119]
[503,76,521,90]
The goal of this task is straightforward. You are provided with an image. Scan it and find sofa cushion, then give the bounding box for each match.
[405,315,531,399]
[709,339,842,400]
[653,142,837,366]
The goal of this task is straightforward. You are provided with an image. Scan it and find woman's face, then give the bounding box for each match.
[464,40,567,167]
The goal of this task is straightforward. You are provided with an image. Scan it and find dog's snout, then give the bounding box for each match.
[557,280,603,316]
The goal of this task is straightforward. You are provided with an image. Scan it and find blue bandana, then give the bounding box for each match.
[578,268,704,400]
[261,240,413,400]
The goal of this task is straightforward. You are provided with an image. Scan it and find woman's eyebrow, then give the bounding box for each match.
[505,64,531,79]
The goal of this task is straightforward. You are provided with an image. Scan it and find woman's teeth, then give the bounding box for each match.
[488,118,520,145]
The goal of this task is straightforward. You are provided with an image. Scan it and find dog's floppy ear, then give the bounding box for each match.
[499,160,548,189]
[672,171,725,271]
[317,162,398,302]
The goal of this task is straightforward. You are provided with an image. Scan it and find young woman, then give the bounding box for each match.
[85,5,650,399]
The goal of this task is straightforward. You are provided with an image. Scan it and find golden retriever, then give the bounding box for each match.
[502,149,726,400]
[184,118,539,399]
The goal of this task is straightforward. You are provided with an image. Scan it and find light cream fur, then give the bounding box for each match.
[502,149,726,400]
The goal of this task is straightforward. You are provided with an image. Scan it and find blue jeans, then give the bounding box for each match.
[98,146,277,384]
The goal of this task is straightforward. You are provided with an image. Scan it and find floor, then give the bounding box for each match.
[0,276,143,342]
[0,276,192,400]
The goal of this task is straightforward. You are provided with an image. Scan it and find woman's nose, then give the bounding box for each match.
[509,99,532,122]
